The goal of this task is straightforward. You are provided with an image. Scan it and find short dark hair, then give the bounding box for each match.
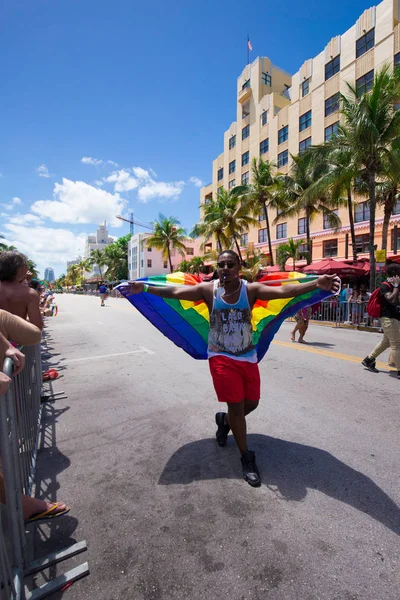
[386,263,400,277]
[217,249,241,265]
[0,251,27,282]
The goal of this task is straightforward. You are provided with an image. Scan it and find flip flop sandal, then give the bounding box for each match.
[43,370,60,381]
[25,502,70,524]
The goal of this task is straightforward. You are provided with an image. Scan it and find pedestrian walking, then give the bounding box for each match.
[127,250,339,487]
[362,263,400,378]
[99,282,108,307]
[291,307,312,343]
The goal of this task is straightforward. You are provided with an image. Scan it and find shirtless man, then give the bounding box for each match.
[0,251,43,330]
[128,250,339,486]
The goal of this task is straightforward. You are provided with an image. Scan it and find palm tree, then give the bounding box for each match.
[104,245,127,281]
[241,251,269,282]
[178,259,191,273]
[188,256,205,274]
[334,65,400,289]
[26,258,39,279]
[77,258,92,280]
[276,238,308,271]
[273,152,341,264]
[241,157,281,266]
[191,194,231,253]
[303,145,361,262]
[66,264,81,285]
[220,188,259,263]
[90,249,107,279]
[146,214,189,273]
[0,243,17,252]
[376,143,400,253]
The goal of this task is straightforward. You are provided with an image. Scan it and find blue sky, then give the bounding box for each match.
[0,0,372,276]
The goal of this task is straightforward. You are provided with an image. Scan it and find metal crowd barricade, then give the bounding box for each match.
[0,343,88,599]
[309,300,381,330]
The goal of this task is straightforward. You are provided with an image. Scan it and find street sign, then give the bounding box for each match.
[376,262,386,268]
[375,250,386,262]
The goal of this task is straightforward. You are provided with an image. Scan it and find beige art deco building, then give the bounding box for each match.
[200,0,400,263]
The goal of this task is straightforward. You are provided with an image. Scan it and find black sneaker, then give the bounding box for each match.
[241,450,261,487]
[215,412,230,447]
[361,357,379,373]
[397,371,400,380]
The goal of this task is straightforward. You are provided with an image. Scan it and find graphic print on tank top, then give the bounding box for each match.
[208,306,255,356]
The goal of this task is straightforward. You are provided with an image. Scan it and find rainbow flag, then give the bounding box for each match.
[116,272,338,361]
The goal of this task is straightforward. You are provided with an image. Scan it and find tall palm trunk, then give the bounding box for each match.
[167,244,173,273]
[216,233,222,253]
[234,239,243,264]
[368,172,377,292]
[381,194,395,252]
[98,265,103,278]
[263,200,274,266]
[347,188,357,262]
[305,207,312,265]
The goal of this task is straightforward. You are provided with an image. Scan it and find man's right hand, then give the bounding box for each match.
[127,281,145,294]
[0,372,11,395]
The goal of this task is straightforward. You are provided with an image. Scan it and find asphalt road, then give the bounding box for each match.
[32,293,400,600]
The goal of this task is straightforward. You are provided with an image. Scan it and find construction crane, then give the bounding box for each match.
[116,212,153,234]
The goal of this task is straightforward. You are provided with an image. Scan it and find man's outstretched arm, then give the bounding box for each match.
[248,275,340,301]
[126,281,210,302]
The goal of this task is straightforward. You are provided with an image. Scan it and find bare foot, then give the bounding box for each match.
[22,496,67,520]
[290,333,295,342]
[298,338,306,344]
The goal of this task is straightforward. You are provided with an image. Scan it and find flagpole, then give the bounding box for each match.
[247,34,249,65]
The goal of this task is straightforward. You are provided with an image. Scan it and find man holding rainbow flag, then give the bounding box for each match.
[124,250,340,488]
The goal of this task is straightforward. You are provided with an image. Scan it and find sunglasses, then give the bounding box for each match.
[217,261,236,269]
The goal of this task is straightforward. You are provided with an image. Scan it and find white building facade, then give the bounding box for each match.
[84,222,114,276]
[128,233,201,280]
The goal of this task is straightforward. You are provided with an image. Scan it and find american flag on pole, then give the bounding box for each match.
[247,38,253,51]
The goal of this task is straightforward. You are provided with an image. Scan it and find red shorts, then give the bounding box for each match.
[209,355,260,404]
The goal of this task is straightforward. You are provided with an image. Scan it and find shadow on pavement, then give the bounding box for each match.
[159,434,400,536]
[303,341,336,348]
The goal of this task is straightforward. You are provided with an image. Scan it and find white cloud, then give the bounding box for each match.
[31,178,126,227]
[189,176,203,188]
[2,224,87,278]
[81,157,119,167]
[104,169,139,192]
[1,197,24,211]
[7,213,43,225]
[138,180,185,203]
[36,164,51,178]
[132,167,151,180]
[12,197,22,205]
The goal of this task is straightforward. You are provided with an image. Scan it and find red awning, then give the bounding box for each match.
[302,259,365,276]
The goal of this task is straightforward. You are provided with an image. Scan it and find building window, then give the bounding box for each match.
[147,259,152,268]
[356,70,374,96]
[242,79,250,90]
[262,72,271,86]
[391,229,400,251]
[261,111,267,126]
[325,121,339,142]
[323,209,338,229]
[395,52,400,67]
[242,151,249,167]
[298,217,307,235]
[276,223,287,239]
[163,260,168,269]
[259,212,265,221]
[299,243,308,257]
[355,201,370,223]
[229,160,236,174]
[229,135,236,149]
[186,247,194,255]
[277,150,288,167]
[278,125,288,144]
[241,171,249,185]
[356,28,374,58]
[242,125,250,140]
[241,233,248,247]
[301,78,310,97]
[242,103,250,119]
[354,234,369,253]
[325,55,340,81]
[228,179,236,189]
[218,186,223,194]
[217,168,223,181]
[299,137,311,154]
[299,110,312,132]
[258,228,268,243]
[325,93,340,117]
[205,194,212,205]
[147,247,152,252]
[323,239,338,257]
[392,198,400,215]
[260,138,269,154]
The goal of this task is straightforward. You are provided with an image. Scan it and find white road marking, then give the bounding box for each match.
[63,347,155,364]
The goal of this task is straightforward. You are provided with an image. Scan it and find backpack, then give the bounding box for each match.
[366,282,392,318]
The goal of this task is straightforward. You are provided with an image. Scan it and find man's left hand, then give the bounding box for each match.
[5,347,25,376]
[316,274,340,294]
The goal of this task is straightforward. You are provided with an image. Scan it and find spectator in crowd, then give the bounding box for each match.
[339,284,351,322]
[0,251,43,329]
[98,282,108,307]
[0,311,69,521]
[291,306,312,343]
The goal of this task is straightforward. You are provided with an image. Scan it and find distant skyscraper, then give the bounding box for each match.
[44,267,55,282]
